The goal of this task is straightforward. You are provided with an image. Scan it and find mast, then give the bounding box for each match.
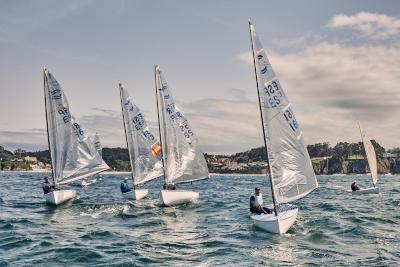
[119,83,136,190]
[154,65,167,184]
[43,68,56,186]
[249,21,278,216]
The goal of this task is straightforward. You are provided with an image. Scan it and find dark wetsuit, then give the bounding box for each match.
[249,195,272,214]
[120,182,132,193]
[42,182,54,194]
[351,182,360,191]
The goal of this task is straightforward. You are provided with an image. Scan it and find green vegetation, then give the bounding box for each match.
[1,140,400,174]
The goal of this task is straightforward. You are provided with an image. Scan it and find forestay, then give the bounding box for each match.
[119,84,163,185]
[155,66,209,184]
[250,23,318,204]
[44,69,109,185]
[358,122,378,185]
[93,133,103,157]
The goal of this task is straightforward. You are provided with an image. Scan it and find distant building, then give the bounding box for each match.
[24,156,38,164]
[383,153,398,158]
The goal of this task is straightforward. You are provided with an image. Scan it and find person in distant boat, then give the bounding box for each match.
[351,181,360,191]
[163,183,176,190]
[250,187,273,214]
[42,176,55,194]
[120,177,132,193]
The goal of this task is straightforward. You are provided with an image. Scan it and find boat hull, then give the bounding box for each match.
[159,190,199,206]
[122,189,149,200]
[251,205,298,234]
[348,187,379,194]
[45,190,76,205]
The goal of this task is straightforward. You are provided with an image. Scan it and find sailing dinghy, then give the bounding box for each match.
[248,22,318,234]
[43,68,109,205]
[348,122,379,194]
[119,83,163,200]
[155,65,209,206]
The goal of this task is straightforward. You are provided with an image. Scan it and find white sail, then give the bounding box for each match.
[93,133,103,157]
[250,23,318,204]
[119,84,163,185]
[44,69,109,185]
[358,122,378,185]
[155,66,209,184]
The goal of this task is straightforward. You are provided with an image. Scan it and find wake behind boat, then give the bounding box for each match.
[348,122,380,195]
[42,68,110,205]
[119,83,163,200]
[155,66,209,206]
[248,22,318,234]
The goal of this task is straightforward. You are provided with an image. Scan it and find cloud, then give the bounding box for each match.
[328,12,400,39]
[236,41,400,148]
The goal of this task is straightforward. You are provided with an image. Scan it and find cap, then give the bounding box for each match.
[124,177,129,181]
[255,187,260,191]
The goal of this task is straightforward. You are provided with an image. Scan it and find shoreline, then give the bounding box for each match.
[0,170,395,176]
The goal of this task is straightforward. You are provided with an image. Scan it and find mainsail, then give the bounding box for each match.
[119,84,163,185]
[249,22,318,204]
[93,133,103,157]
[43,68,109,185]
[155,66,209,184]
[358,122,378,185]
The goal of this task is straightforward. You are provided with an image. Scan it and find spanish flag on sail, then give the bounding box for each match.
[151,143,161,156]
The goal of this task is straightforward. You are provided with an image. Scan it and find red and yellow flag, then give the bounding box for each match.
[151,143,161,156]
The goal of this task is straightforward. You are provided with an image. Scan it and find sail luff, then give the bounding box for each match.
[43,68,56,185]
[249,21,278,215]
[119,83,136,188]
[155,65,168,183]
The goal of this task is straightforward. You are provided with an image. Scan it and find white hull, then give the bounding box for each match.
[251,205,298,234]
[44,190,76,205]
[348,187,380,194]
[122,189,149,200]
[159,190,199,206]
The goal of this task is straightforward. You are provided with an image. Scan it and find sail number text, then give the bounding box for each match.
[263,79,284,108]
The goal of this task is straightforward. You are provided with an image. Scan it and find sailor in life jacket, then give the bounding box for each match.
[42,176,55,194]
[120,177,132,193]
[249,187,273,214]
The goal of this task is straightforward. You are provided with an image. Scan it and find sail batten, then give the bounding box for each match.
[44,69,109,185]
[250,22,318,204]
[155,66,209,185]
[119,84,163,186]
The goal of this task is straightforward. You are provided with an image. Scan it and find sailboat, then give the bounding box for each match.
[43,68,110,205]
[348,122,379,194]
[248,22,319,234]
[119,83,163,200]
[154,65,209,206]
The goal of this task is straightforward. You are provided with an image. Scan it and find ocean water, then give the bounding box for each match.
[0,172,399,266]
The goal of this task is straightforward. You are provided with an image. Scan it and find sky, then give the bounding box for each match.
[1,0,400,154]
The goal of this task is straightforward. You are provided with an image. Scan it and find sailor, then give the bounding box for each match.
[250,187,273,214]
[351,181,360,191]
[120,177,132,193]
[163,183,176,190]
[42,176,55,194]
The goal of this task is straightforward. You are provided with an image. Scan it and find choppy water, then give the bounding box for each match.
[0,172,399,266]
